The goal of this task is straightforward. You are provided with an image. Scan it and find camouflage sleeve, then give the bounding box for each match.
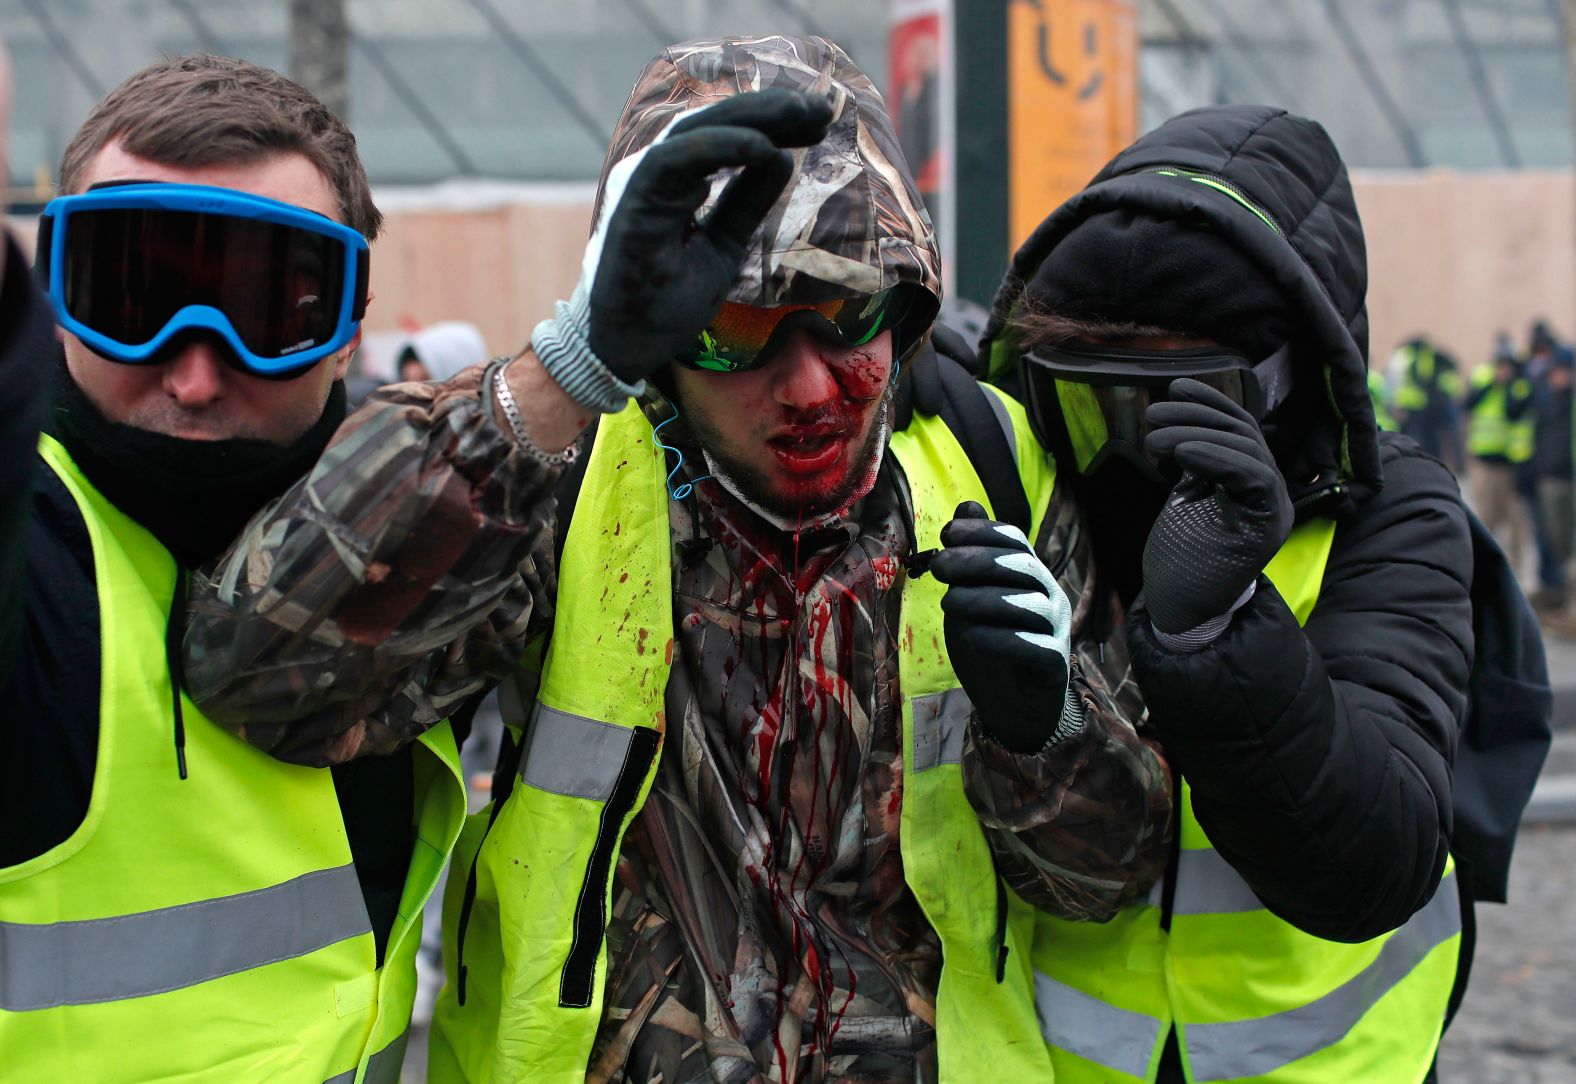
[962,665,1173,923]
[182,361,563,767]
[961,497,1174,923]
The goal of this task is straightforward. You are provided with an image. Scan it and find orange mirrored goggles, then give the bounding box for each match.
[676,288,903,373]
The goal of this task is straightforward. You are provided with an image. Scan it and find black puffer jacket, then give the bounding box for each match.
[994,106,1474,943]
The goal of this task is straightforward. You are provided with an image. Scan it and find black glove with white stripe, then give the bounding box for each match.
[531,90,834,411]
[932,502,1084,753]
[1141,378,1293,648]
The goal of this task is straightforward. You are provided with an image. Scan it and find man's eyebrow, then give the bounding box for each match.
[86,178,159,191]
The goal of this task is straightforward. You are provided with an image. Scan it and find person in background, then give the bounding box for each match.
[1530,347,1574,612]
[0,55,466,1082]
[1392,335,1463,473]
[1466,336,1535,577]
[398,319,490,384]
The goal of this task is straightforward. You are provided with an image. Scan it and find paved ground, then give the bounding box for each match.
[1442,622,1576,1083]
[1438,822,1576,1083]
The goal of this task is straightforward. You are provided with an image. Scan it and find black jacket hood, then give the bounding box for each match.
[983,104,1381,508]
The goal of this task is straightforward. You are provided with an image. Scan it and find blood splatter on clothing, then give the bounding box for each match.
[592,436,940,1083]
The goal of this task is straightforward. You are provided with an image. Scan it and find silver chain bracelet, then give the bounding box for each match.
[492,363,580,466]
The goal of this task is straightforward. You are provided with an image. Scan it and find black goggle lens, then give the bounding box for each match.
[63,207,346,361]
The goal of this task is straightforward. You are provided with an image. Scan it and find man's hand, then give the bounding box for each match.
[931,501,1082,753]
[1140,378,1293,640]
[586,89,833,385]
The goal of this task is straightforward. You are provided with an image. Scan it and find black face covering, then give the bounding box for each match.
[1066,442,1173,607]
[50,366,347,568]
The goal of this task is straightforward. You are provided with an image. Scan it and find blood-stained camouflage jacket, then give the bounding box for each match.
[185,32,1172,1083]
[184,367,1172,1082]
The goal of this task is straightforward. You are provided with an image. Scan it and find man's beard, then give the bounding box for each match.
[688,381,896,532]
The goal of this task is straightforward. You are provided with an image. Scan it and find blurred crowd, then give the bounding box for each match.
[1373,321,1575,624]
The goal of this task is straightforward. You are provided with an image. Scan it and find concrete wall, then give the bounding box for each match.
[364,189,595,371]
[1354,169,1576,374]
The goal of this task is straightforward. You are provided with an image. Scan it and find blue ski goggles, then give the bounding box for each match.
[36,182,370,379]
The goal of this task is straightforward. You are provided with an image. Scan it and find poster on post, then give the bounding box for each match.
[889,0,955,291]
[1007,0,1138,248]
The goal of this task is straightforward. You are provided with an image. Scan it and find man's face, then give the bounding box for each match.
[62,141,356,443]
[671,326,896,523]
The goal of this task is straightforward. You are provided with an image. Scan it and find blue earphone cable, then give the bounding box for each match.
[652,407,714,501]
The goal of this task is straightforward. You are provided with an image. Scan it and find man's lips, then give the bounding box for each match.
[767,423,852,475]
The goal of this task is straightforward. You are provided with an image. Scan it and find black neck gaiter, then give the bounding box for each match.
[1070,452,1172,609]
[50,369,348,569]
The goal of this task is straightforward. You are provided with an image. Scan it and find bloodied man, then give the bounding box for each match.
[185,36,1172,1083]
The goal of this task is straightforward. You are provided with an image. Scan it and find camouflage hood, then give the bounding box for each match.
[596,35,942,332]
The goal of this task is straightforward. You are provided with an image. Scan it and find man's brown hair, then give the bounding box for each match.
[1009,308,1181,351]
[59,53,382,240]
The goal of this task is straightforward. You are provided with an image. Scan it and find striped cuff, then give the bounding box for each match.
[1151,581,1258,653]
[1045,684,1087,749]
[530,285,645,414]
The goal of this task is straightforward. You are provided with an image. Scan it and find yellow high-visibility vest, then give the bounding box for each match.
[1030,518,1461,1084]
[0,435,467,1084]
[428,392,1063,1082]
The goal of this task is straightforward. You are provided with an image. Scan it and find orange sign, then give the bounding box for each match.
[1007,0,1138,248]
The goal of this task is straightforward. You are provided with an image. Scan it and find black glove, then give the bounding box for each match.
[586,89,834,384]
[931,502,1082,753]
[1141,378,1294,638]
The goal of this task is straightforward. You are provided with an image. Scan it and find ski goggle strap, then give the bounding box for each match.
[676,288,903,373]
[1023,340,1295,474]
[37,182,369,379]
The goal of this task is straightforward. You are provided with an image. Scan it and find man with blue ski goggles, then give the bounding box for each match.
[37,181,369,378]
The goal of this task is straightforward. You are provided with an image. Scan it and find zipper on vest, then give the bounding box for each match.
[1158,813,1182,932]
[559,725,661,1008]
[1292,481,1343,514]
[993,869,1010,984]
[165,567,190,781]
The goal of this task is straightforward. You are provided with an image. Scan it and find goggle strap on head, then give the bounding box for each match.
[1253,343,1295,416]
[352,250,370,321]
[33,214,54,288]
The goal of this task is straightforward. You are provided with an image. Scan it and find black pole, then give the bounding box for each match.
[953,0,1010,306]
[290,0,350,121]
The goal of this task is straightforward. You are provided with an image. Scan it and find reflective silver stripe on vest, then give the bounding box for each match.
[324,1029,408,1084]
[0,865,370,1011]
[981,387,1020,467]
[1035,972,1163,1079]
[911,688,972,772]
[1185,872,1461,1081]
[519,703,633,800]
[1172,848,1266,915]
